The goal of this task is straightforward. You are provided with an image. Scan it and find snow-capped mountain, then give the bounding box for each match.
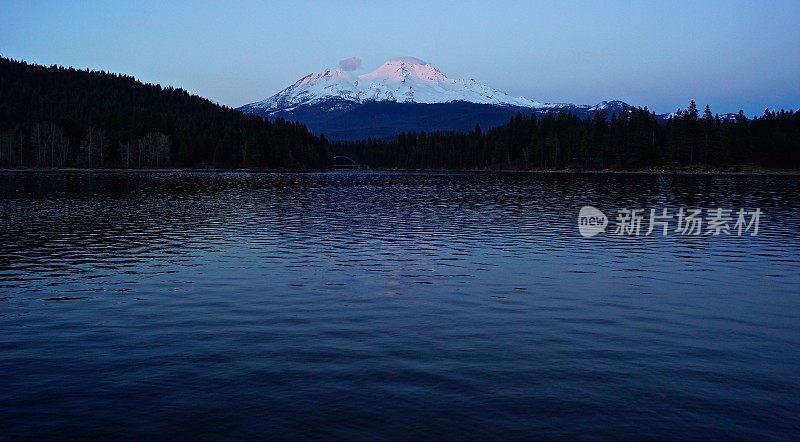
[238,57,638,140]
[241,57,543,112]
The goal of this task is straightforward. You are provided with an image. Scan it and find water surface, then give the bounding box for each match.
[1,171,799,439]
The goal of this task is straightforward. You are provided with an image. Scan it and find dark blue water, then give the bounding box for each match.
[1,171,799,439]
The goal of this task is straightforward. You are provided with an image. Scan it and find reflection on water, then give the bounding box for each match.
[1,171,799,438]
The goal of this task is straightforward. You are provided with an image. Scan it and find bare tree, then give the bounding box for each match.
[121,141,132,168]
[81,127,108,168]
[32,123,43,166]
[31,123,67,167]
[0,130,16,166]
[120,133,170,168]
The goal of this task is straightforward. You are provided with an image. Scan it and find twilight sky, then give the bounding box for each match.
[1,0,798,115]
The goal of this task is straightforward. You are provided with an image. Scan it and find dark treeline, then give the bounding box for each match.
[335,102,800,170]
[0,57,329,169]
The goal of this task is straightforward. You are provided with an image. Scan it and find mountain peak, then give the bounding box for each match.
[385,56,428,66]
[241,57,543,111]
[297,69,355,86]
[360,56,446,86]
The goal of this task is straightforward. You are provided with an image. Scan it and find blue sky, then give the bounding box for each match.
[1,0,798,115]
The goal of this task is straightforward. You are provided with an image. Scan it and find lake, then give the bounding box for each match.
[1,171,799,439]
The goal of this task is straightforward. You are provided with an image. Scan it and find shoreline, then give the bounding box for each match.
[1,167,800,176]
[371,167,800,176]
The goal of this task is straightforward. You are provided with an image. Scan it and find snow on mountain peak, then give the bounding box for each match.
[384,57,428,66]
[245,57,544,112]
[386,56,428,65]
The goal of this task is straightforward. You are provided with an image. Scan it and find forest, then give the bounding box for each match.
[2,56,798,171]
[0,57,330,169]
[334,102,800,170]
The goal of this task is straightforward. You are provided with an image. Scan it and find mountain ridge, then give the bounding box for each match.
[241,57,545,112]
[237,57,737,140]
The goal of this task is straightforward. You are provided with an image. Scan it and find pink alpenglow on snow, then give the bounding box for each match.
[246,57,545,112]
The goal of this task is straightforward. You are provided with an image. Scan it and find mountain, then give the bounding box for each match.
[239,57,638,140]
[243,57,543,110]
[0,56,329,169]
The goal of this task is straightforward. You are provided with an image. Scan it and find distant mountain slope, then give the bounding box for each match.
[249,99,635,141]
[239,57,643,140]
[335,104,800,170]
[0,56,328,168]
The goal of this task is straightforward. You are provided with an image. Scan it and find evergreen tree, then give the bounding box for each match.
[0,57,330,169]
[333,102,799,171]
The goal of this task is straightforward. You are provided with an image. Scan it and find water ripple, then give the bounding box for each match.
[0,171,799,438]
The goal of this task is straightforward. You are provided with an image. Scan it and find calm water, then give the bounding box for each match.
[1,171,799,439]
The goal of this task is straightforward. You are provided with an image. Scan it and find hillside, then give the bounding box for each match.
[0,57,329,169]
